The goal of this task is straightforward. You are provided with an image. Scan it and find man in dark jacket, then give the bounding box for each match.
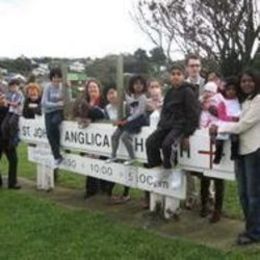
[146,64,200,170]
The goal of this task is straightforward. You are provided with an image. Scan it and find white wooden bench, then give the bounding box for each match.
[19,116,235,218]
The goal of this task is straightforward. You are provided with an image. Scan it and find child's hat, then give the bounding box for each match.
[204,81,218,93]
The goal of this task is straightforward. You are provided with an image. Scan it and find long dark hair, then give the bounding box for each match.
[238,70,260,102]
[128,75,147,94]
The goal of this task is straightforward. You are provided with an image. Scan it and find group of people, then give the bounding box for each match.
[0,54,259,246]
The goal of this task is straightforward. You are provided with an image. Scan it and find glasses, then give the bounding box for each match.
[188,64,200,68]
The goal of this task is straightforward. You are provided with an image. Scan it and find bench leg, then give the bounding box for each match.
[164,196,180,219]
[36,164,54,191]
[149,192,164,212]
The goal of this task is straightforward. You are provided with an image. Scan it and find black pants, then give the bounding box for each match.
[214,135,239,164]
[146,128,182,169]
[200,176,224,212]
[106,182,129,197]
[85,156,110,196]
[0,144,18,187]
[45,110,63,160]
[1,113,19,148]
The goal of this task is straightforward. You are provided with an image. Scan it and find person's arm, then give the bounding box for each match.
[218,95,260,134]
[126,95,146,122]
[41,85,63,109]
[183,88,201,137]
[22,98,30,118]
[8,95,21,107]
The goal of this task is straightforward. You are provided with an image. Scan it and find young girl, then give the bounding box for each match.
[146,80,163,113]
[23,83,42,119]
[41,68,65,168]
[106,75,148,166]
[104,85,130,203]
[213,77,241,163]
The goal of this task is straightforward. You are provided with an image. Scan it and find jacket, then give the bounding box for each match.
[158,82,200,137]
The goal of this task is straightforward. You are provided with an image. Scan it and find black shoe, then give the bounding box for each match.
[236,235,257,246]
[209,210,221,223]
[8,184,21,190]
[84,192,96,200]
[200,206,209,218]
[213,157,221,164]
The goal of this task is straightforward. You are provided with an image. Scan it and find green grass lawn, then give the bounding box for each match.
[0,191,256,260]
[0,144,252,259]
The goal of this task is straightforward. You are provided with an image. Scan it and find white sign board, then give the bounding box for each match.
[20,117,153,162]
[20,117,235,180]
[28,145,186,199]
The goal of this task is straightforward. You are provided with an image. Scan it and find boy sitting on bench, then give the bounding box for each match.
[146,64,200,172]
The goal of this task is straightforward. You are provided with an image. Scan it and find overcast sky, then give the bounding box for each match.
[0,0,154,58]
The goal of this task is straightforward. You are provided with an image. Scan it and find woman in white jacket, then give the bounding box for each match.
[211,70,260,245]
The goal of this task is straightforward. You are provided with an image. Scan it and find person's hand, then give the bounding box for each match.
[232,116,239,122]
[181,138,190,151]
[64,80,71,88]
[115,120,128,126]
[114,120,121,126]
[209,124,218,135]
[57,101,64,106]
[208,106,218,117]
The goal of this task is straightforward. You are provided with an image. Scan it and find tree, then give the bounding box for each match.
[133,0,260,75]
[133,48,150,74]
[148,47,167,75]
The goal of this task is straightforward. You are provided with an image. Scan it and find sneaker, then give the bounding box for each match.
[54,157,64,168]
[123,159,136,166]
[105,157,117,164]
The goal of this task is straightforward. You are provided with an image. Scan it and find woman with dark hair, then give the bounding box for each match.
[210,70,260,245]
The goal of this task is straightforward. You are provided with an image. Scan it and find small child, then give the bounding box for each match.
[23,83,42,119]
[146,81,163,113]
[106,75,148,166]
[1,79,24,149]
[213,78,241,163]
[199,82,219,128]
[104,86,130,203]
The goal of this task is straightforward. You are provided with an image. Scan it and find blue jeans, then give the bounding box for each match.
[235,148,260,240]
[45,110,63,160]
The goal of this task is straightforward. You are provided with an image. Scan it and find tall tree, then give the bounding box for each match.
[133,0,260,75]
